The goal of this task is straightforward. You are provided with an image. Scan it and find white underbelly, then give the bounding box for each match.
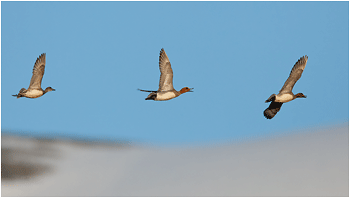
[156,92,176,101]
[25,89,44,98]
[275,94,294,103]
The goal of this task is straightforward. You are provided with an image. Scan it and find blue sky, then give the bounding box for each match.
[1,1,348,145]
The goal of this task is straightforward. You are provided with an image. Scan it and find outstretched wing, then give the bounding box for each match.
[138,89,157,93]
[28,53,46,89]
[279,55,308,94]
[158,48,174,92]
[264,102,283,119]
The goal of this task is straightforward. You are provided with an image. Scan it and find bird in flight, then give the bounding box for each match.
[264,55,308,119]
[139,48,193,101]
[13,53,55,99]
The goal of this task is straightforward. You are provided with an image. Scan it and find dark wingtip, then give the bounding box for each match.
[264,102,283,119]
[263,109,274,119]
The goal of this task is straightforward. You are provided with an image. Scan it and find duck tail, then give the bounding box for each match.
[13,88,26,98]
[12,94,22,98]
[145,92,157,100]
[265,94,276,103]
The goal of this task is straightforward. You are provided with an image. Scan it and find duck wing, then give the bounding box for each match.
[279,55,308,94]
[28,53,46,89]
[264,102,283,119]
[158,48,174,92]
[138,89,157,93]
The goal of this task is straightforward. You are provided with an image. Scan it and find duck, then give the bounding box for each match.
[264,55,308,119]
[13,53,55,99]
[139,48,193,101]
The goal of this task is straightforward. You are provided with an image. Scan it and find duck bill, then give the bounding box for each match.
[188,88,194,92]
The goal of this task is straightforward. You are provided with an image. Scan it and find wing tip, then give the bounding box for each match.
[298,55,308,64]
[159,48,170,65]
[292,55,308,71]
[35,53,46,66]
[38,53,46,60]
[263,108,275,119]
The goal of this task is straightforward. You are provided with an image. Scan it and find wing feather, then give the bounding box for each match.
[264,102,283,119]
[28,53,46,89]
[279,55,308,94]
[158,49,174,92]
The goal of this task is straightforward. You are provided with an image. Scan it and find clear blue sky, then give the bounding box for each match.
[1,1,348,145]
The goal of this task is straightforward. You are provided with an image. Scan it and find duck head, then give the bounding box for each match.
[44,87,56,93]
[295,93,306,98]
[179,87,194,94]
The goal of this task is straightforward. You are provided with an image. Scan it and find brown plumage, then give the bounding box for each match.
[139,48,193,101]
[158,48,174,92]
[264,55,308,119]
[12,53,55,99]
[264,101,283,119]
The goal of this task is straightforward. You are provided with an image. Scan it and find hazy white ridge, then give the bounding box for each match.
[2,124,348,196]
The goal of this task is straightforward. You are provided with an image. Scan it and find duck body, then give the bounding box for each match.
[13,53,55,99]
[143,87,193,101]
[14,87,55,99]
[20,88,44,98]
[264,92,306,119]
[264,55,308,119]
[139,48,193,101]
[153,90,178,101]
[274,93,294,103]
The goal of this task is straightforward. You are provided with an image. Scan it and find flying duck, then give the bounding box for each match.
[13,53,55,99]
[264,55,308,119]
[139,48,193,101]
